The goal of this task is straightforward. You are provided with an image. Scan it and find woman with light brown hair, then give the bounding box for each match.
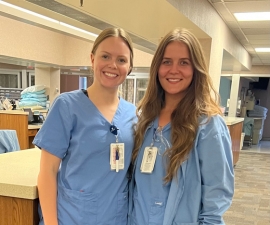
[128,28,234,225]
[34,27,136,225]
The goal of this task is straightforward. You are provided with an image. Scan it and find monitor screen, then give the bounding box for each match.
[23,108,34,123]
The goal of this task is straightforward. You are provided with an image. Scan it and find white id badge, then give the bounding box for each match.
[140,147,157,173]
[110,143,124,171]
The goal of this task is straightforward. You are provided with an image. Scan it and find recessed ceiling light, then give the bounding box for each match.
[255,48,270,53]
[234,12,270,21]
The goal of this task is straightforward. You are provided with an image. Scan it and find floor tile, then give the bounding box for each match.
[224,152,270,225]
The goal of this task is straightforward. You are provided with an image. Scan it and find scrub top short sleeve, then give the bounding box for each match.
[33,95,73,159]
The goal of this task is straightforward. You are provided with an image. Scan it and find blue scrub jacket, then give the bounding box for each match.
[128,115,234,225]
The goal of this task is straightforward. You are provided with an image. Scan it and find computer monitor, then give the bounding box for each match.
[23,108,34,123]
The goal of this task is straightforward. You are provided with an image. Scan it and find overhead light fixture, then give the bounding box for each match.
[234,12,270,21]
[0,0,58,23]
[255,48,270,53]
[0,0,98,38]
[60,22,98,37]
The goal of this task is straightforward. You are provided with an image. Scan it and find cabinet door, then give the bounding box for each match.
[0,196,39,225]
[227,122,243,166]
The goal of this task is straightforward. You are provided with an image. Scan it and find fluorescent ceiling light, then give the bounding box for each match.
[234,12,270,21]
[255,48,270,53]
[0,0,98,38]
[60,22,98,37]
[0,0,58,23]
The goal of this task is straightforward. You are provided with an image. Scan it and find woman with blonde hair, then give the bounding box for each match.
[128,28,234,225]
[34,27,136,225]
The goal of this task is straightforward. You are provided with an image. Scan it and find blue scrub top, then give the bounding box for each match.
[131,119,171,224]
[33,90,137,225]
[129,115,234,225]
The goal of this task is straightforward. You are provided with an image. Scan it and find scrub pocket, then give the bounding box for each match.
[148,198,166,225]
[57,185,98,224]
[115,191,128,224]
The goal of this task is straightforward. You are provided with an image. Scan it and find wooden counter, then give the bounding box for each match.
[0,149,40,225]
[0,111,41,149]
[0,110,28,149]
[223,117,244,166]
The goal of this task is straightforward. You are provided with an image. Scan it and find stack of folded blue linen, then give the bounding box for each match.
[19,85,47,108]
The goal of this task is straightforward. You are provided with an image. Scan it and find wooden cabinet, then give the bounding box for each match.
[28,129,38,137]
[227,121,243,166]
[28,128,39,148]
[0,196,39,225]
[0,111,41,149]
[0,112,28,149]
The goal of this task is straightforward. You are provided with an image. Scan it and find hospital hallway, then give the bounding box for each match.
[224,144,270,225]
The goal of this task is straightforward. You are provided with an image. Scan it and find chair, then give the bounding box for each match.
[0,130,20,153]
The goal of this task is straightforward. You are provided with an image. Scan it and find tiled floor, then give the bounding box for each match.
[224,151,270,225]
[242,141,270,154]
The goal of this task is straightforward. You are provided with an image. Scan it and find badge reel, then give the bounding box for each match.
[110,125,124,172]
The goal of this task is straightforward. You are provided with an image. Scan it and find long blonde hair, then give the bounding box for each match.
[132,28,222,183]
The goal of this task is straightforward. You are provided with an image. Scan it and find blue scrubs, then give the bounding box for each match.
[129,115,234,225]
[131,118,171,224]
[33,90,136,225]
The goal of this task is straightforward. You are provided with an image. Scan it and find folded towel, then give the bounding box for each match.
[0,130,20,153]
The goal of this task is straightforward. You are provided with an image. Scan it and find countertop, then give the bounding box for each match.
[0,109,47,115]
[223,116,244,125]
[0,149,40,200]
[0,110,28,115]
[28,125,42,130]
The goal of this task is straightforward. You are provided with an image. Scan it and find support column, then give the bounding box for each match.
[228,74,240,117]
[35,65,60,105]
[21,70,27,89]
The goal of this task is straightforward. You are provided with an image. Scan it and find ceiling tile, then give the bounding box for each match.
[251,44,270,49]
[242,28,270,35]
[238,21,270,29]
[258,54,270,60]
[252,57,263,64]
[224,1,270,13]
[246,34,270,40]
[249,39,270,45]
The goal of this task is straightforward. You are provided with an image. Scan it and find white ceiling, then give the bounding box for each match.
[208,0,270,66]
